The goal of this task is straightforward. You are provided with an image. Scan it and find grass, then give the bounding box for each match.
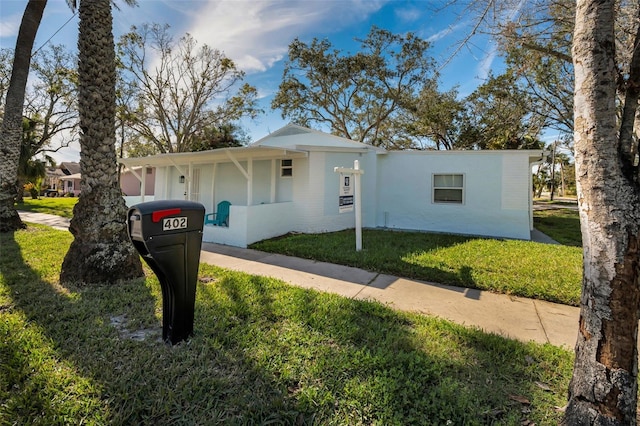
[15,197,78,218]
[14,197,583,305]
[1,225,573,425]
[252,227,583,306]
[533,208,581,247]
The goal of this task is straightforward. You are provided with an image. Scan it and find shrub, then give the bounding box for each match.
[23,182,39,199]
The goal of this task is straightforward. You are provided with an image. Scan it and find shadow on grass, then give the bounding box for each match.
[1,228,297,424]
[2,227,571,425]
[198,266,571,425]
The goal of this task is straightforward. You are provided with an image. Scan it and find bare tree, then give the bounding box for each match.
[24,45,79,156]
[13,45,79,200]
[117,23,259,154]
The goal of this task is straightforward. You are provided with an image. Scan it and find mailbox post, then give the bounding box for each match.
[127,200,205,345]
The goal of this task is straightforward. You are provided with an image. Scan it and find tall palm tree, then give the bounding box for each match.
[60,0,142,283]
[0,0,47,232]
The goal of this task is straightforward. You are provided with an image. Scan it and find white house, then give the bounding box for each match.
[118,124,546,248]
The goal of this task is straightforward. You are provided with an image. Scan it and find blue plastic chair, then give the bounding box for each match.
[205,201,231,226]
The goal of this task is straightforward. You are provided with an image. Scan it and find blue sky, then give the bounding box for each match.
[1,0,505,163]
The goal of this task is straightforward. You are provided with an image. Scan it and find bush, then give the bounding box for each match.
[23,182,39,199]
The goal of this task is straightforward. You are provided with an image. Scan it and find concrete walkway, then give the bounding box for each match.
[18,210,580,349]
[18,210,72,232]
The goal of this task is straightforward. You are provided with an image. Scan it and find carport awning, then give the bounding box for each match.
[118,146,308,168]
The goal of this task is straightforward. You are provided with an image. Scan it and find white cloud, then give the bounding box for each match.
[503,0,526,21]
[395,6,422,23]
[0,14,20,39]
[474,0,525,81]
[425,20,468,43]
[184,0,386,73]
[477,43,498,81]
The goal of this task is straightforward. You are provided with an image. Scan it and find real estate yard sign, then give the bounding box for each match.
[339,173,354,213]
[334,161,364,251]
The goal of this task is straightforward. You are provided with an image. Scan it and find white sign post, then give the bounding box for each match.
[334,160,364,251]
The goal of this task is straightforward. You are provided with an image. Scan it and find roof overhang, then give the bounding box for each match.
[118,146,308,169]
[293,144,376,154]
[382,149,549,161]
[528,150,549,164]
[59,173,81,180]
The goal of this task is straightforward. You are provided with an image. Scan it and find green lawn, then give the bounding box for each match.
[15,197,78,218]
[1,225,573,425]
[15,198,583,306]
[533,208,581,247]
[252,225,582,306]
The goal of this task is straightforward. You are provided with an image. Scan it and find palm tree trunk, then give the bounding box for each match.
[0,0,47,232]
[60,0,142,284]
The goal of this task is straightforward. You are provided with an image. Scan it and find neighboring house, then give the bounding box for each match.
[120,166,156,204]
[44,162,81,196]
[58,173,81,196]
[119,124,546,248]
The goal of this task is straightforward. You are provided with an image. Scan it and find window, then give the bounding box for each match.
[433,174,463,204]
[281,159,293,177]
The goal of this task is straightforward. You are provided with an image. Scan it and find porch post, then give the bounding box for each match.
[270,159,276,203]
[211,162,217,208]
[247,157,253,205]
[187,163,193,201]
[140,166,146,202]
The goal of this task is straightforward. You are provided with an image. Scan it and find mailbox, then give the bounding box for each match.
[127,200,205,345]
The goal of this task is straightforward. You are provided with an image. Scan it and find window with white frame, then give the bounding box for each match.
[433,174,464,203]
[281,159,293,177]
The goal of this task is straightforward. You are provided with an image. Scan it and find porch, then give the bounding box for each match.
[202,201,295,248]
[122,196,295,248]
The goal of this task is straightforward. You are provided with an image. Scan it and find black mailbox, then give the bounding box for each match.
[127,200,205,345]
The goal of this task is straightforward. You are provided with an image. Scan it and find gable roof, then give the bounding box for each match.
[251,123,386,153]
[60,162,80,175]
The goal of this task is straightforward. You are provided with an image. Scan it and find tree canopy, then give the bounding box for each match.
[456,72,544,150]
[272,26,441,150]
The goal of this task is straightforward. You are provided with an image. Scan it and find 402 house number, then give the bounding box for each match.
[162,216,187,231]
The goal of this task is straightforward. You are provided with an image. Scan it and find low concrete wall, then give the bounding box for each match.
[123,195,156,207]
[203,202,295,248]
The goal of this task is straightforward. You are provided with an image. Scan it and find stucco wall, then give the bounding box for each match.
[148,147,535,247]
[289,152,375,235]
[375,151,532,240]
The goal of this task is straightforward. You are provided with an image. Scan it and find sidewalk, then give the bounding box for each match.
[18,210,71,232]
[18,210,580,349]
